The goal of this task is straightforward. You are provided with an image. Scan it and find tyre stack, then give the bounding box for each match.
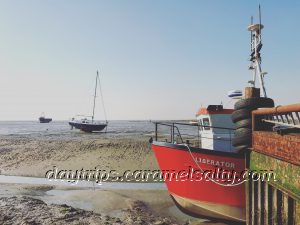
[232,97,274,152]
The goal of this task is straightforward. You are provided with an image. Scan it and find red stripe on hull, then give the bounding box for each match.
[152,143,246,220]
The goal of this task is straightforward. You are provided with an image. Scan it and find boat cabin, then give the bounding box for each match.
[196,105,235,152]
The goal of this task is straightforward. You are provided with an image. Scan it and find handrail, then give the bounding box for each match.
[153,121,234,150]
[153,121,235,131]
[154,122,184,143]
[252,103,300,131]
[252,104,300,115]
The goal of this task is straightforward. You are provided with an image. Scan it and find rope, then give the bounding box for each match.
[97,70,108,123]
[183,144,245,187]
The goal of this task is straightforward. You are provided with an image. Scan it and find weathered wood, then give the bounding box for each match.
[257,181,261,225]
[273,188,277,225]
[261,181,266,225]
[245,87,260,98]
[287,197,295,225]
[283,194,288,225]
[264,183,268,225]
[277,190,283,225]
[248,178,253,225]
[254,181,259,224]
[268,184,273,225]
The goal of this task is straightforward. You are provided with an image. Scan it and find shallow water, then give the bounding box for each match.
[0,175,167,190]
[0,120,198,141]
[44,189,95,212]
[0,120,154,139]
[43,189,200,223]
[0,175,202,223]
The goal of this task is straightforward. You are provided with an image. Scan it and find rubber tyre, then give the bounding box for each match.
[232,128,252,147]
[232,136,252,147]
[234,97,274,110]
[232,109,252,123]
[234,128,252,138]
[235,119,252,129]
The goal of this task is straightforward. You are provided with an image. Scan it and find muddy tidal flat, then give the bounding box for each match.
[0,121,229,225]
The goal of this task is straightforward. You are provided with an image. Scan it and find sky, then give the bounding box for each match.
[0,1,299,120]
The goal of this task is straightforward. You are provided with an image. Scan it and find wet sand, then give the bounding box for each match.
[0,135,229,224]
[0,183,219,225]
[0,136,158,178]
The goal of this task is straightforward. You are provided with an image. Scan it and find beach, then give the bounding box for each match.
[1,1,299,224]
[0,135,158,178]
[0,121,228,225]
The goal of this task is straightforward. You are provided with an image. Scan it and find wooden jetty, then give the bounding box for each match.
[247,103,300,225]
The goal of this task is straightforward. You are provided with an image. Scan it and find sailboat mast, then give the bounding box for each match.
[92,71,99,122]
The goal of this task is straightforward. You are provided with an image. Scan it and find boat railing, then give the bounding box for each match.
[153,121,235,148]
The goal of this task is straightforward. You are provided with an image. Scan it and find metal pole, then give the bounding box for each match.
[170,125,173,143]
[155,123,158,141]
[198,125,200,147]
[92,71,99,122]
[172,123,175,143]
[256,61,267,97]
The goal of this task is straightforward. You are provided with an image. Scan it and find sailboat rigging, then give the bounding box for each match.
[69,70,108,132]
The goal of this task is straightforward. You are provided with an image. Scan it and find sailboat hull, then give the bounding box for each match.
[69,121,107,132]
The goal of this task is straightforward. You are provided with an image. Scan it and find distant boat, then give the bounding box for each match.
[39,114,52,123]
[69,70,108,132]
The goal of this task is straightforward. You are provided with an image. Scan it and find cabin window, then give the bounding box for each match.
[202,118,210,130]
[199,120,203,131]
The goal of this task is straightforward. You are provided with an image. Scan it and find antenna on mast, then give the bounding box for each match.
[247,5,267,97]
[250,16,253,51]
[259,5,262,34]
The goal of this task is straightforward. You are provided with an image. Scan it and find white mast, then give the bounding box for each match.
[247,5,267,97]
[92,71,99,122]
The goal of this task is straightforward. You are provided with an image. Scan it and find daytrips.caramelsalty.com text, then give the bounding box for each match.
[45,166,277,186]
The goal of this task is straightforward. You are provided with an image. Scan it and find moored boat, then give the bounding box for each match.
[152,142,246,222]
[69,70,108,132]
[150,8,274,223]
[69,117,107,132]
[151,105,246,222]
[39,113,52,123]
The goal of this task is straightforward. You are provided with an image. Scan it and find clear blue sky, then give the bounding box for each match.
[0,1,299,120]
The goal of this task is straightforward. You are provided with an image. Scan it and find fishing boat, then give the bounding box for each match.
[151,8,272,223]
[69,70,108,132]
[39,113,52,123]
[151,106,246,222]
